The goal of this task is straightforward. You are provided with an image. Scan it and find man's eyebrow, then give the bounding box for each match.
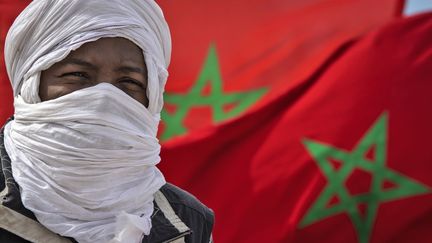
[57,58,146,75]
[58,58,97,69]
[116,66,147,75]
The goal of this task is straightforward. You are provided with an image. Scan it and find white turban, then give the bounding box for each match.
[3,1,172,242]
[4,0,171,115]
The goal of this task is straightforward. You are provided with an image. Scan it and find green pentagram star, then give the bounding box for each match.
[161,45,267,140]
[299,112,430,243]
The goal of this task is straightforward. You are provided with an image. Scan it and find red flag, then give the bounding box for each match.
[160,13,432,243]
[157,0,403,141]
[0,1,403,126]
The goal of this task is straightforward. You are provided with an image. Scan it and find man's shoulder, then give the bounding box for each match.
[159,183,214,223]
[147,183,214,243]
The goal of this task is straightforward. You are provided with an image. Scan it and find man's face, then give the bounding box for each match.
[39,37,149,106]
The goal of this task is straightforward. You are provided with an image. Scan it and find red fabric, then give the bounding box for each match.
[160,13,432,243]
[0,1,402,128]
[157,0,402,140]
[0,0,30,125]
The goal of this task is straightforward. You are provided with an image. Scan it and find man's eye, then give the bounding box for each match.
[61,72,88,78]
[120,79,143,87]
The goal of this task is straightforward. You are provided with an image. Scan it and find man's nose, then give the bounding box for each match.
[94,72,117,85]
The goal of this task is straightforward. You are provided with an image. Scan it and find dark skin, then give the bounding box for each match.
[39,37,149,106]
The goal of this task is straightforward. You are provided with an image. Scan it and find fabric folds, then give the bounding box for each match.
[4,0,171,115]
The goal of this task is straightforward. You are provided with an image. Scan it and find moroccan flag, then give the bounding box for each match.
[160,13,432,243]
[0,1,403,126]
[157,0,403,141]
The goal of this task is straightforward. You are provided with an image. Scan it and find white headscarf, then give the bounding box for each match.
[3,1,171,242]
[5,0,171,115]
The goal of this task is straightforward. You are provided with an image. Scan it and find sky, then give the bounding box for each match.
[404,0,432,15]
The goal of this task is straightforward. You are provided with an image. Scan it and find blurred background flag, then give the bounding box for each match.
[2,1,432,243]
[160,12,432,243]
[157,0,403,141]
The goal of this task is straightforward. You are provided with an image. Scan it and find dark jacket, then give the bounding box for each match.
[0,125,214,243]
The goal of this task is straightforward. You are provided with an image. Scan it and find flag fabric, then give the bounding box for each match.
[156,0,403,141]
[0,2,404,138]
[160,13,432,243]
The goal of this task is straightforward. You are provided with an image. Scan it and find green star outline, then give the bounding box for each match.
[299,112,430,243]
[161,44,267,140]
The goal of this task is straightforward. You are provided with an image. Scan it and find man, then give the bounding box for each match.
[0,1,214,242]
